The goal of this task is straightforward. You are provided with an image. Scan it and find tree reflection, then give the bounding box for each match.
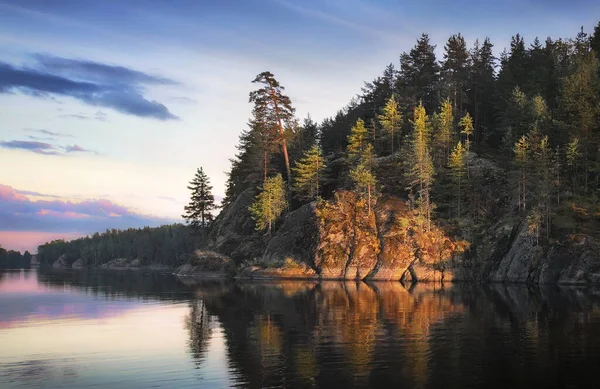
[186,281,600,389]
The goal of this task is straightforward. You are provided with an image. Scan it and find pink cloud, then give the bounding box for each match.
[0,184,176,251]
[0,231,84,253]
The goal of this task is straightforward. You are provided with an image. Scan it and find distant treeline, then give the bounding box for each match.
[0,247,33,269]
[36,224,197,268]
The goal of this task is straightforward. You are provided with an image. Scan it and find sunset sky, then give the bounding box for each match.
[1,0,598,252]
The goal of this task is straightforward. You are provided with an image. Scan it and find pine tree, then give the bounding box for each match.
[398,33,441,113]
[566,137,581,192]
[347,118,369,165]
[350,163,377,216]
[183,167,217,234]
[469,37,496,143]
[249,71,296,189]
[378,95,402,155]
[514,135,530,211]
[249,174,288,233]
[449,141,466,218]
[442,33,470,112]
[407,102,435,231]
[435,99,454,163]
[559,45,600,193]
[293,145,327,201]
[459,112,474,151]
[536,136,552,240]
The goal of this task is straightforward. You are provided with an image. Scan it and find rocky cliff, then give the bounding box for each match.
[181,151,600,284]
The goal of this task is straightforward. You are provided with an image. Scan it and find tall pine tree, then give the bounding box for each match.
[249,71,296,188]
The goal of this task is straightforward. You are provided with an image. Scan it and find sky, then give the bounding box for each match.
[0,0,598,252]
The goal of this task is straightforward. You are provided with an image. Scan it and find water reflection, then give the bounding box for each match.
[187,281,600,389]
[2,270,600,388]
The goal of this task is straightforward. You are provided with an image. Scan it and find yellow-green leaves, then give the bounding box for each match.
[249,174,287,233]
[293,145,326,201]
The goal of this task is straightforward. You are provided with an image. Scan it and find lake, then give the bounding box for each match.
[1,269,599,388]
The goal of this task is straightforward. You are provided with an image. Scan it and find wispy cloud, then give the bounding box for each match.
[0,140,96,155]
[270,0,400,41]
[65,144,96,154]
[58,113,90,120]
[0,140,59,155]
[24,128,74,138]
[0,55,181,120]
[0,184,172,233]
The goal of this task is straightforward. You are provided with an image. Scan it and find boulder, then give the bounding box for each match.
[206,189,265,263]
[52,254,70,269]
[71,258,84,269]
[175,251,235,278]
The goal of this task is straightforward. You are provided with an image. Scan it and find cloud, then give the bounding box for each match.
[64,144,95,154]
[0,140,59,155]
[0,184,173,234]
[24,128,74,139]
[0,56,180,120]
[95,111,107,121]
[33,54,177,86]
[58,113,90,120]
[0,139,96,155]
[170,96,197,104]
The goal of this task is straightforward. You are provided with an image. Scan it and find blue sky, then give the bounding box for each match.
[0,0,598,251]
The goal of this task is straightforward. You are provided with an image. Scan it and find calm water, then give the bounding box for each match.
[1,270,600,388]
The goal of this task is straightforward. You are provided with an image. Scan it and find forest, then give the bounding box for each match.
[224,23,600,249]
[0,246,33,269]
[35,224,197,268]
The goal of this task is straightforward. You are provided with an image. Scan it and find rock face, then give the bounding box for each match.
[175,251,235,278]
[52,254,70,269]
[71,258,84,269]
[100,258,143,269]
[487,227,600,285]
[206,189,265,263]
[258,191,467,281]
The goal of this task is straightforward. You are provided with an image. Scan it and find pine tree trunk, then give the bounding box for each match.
[270,90,292,191]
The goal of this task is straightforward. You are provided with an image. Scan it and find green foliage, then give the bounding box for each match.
[0,246,32,269]
[449,141,466,218]
[441,33,470,111]
[398,33,441,113]
[434,99,454,163]
[183,167,217,234]
[378,95,402,154]
[350,145,378,214]
[35,224,196,268]
[293,145,327,201]
[249,174,288,233]
[514,135,530,210]
[249,71,296,185]
[347,118,369,164]
[406,102,435,231]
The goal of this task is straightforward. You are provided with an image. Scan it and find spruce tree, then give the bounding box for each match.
[347,118,369,165]
[435,99,454,163]
[449,141,466,218]
[249,71,296,188]
[350,144,377,215]
[183,167,217,234]
[249,174,288,233]
[407,102,435,231]
[378,95,402,154]
[514,135,530,211]
[469,37,496,143]
[442,33,470,111]
[398,33,441,113]
[293,145,327,201]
